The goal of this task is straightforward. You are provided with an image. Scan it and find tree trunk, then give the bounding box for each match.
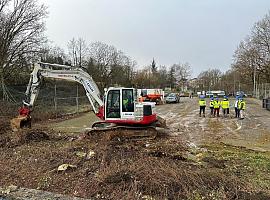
[0,65,16,102]
[0,66,5,101]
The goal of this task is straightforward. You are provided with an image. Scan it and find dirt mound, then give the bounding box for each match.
[0,128,269,199]
[79,139,249,200]
[10,129,50,146]
[0,128,50,148]
[22,130,50,142]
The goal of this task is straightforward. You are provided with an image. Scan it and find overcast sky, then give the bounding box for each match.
[41,0,270,77]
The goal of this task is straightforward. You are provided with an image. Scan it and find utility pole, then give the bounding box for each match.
[253,65,256,97]
[233,72,236,96]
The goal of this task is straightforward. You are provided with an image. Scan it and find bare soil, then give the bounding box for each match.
[0,98,270,199]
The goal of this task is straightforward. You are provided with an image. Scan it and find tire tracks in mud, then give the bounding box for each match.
[156,99,214,145]
[156,98,270,149]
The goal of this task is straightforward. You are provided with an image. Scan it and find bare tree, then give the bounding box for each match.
[232,11,270,93]
[40,44,67,65]
[0,0,47,101]
[197,69,222,91]
[87,41,135,88]
[67,37,88,67]
[171,62,192,91]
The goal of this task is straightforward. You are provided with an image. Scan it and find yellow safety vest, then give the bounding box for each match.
[199,99,206,106]
[221,99,229,109]
[123,99,128,106]
[238,100,246,110]
[210,100,214,108]
[213,100,220,109]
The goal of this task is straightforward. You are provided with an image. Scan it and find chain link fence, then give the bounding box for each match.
[0,81,92,118]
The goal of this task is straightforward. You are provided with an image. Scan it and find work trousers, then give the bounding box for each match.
[214,108,220,117]
[235,107,240,118]
[240,110,245,119]
[210,107,214,116]
[199,106,206,116]
[223,108,229,117]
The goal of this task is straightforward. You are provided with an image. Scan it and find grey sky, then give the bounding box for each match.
[41,0,270,76]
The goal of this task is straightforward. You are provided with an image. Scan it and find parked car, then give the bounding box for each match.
[179,92,190,97]
[236,91,247,97]
[164,92,170,97]
[166,93,180,103]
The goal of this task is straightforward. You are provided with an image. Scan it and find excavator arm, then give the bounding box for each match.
[24,62,104,116]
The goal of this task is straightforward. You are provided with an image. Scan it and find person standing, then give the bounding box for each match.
[199,95,206,117]
[238,97,246,119]
[234,96,239,118]
[209,97,214,117]
[213,97,220,117]
[221,96,230,117]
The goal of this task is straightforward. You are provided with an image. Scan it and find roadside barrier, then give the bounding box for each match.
[263,99,267,108]
[263,98,270,111]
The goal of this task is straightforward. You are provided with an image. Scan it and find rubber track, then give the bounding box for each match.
[88,125,157,141]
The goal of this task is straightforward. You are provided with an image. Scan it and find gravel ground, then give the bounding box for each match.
[156,97,270,151]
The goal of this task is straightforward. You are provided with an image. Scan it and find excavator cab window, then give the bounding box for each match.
[122,89,134,112]
[106,90,120,118]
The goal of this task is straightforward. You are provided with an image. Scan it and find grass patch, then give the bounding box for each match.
[203,143,270,192]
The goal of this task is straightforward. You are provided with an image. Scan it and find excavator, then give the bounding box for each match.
[11,62,166,140]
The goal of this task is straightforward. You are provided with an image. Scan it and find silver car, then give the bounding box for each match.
[166,93,180,103]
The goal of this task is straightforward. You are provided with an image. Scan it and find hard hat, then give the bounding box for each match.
[210,97,214,100]
[200,95,205,99]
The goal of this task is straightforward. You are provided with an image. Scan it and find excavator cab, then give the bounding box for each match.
[103,87,157,127]
[105,88,135,120]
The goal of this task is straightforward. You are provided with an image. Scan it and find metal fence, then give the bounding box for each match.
[254,83,270,99]
[0,82,92,117]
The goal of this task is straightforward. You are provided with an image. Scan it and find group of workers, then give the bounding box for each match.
[198,95,246,119]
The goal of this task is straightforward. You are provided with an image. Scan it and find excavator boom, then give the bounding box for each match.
[24,62,103,115]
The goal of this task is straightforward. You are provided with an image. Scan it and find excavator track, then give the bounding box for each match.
[88,122,157,141]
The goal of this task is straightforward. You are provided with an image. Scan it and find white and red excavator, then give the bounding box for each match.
[11,62,165,140]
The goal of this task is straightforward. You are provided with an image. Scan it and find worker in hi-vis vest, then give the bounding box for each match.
[198,95,206,117]
[238,97,246,120]
[221,96,230,117]
[213,97,220,117]
[209,96,214,117]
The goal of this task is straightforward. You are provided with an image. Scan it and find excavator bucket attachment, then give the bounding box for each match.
[10,116,31,132]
